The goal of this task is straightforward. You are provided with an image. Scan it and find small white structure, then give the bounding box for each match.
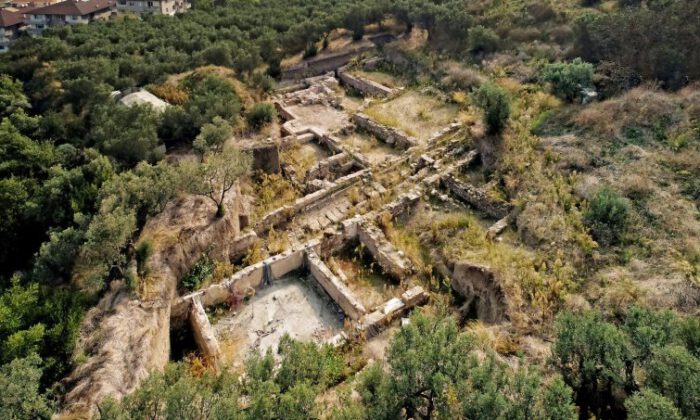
[117,89,169,113]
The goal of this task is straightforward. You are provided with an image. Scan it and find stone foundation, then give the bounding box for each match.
[338,68,394,97]
[358,222,412,280]
[352,113,418,150]
[306,250,367,320]
[442,174,512,219]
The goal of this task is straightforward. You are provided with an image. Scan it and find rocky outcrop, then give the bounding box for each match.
[60,191,249,417]
[450,261,507,324]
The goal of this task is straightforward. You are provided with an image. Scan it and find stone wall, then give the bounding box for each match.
[246,141,281,174]
[189,297,221,366]
[358,222,412,280]
[352,113,418,150]
[306,250,367,320]
[442,174,512,219]
[282,45,375,80]
[360,286,429,338]
[254,168,370,235]
[337,68,393,97]
[306,152,356,182]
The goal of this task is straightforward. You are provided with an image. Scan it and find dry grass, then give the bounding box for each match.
[248,174,300,220]
[363,90,459,140]
[281,142,324,177]
[353,70,402,88]
[267,229,290,255]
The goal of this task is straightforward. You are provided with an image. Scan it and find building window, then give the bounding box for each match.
[148,1,154,7]
[118,0,126,4]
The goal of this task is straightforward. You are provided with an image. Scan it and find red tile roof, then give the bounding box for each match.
[0,9,25,27]
[29,0,115,16]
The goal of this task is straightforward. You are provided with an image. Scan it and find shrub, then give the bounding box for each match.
[468,25,501,54]
[541,58,594,102]
[645,345,700,418]
[182,254,214,291]
[472,83,511,134]
[302,43,318,59]
[584,187,631,245]
[246,102,276,130]
[135,240,152,278]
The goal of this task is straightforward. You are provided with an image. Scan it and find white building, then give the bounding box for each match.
[116,0,188,16]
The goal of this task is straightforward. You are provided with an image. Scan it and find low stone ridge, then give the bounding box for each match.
[358,222,413,280]
[352,113,418,150]
[360,286,429,338]
[306,249,367,321]
[338,68,394,97]
[441,174,512,219]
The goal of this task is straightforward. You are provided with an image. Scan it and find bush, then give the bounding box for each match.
[472,83,511,134]
[468,25,501,54]
[246,102,276,130]
[181,254,214,291]
[585,187,631,245]
[541,58,594,102]
[302,43,318,59]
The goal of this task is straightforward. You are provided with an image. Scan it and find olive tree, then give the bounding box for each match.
[191,146,252,218]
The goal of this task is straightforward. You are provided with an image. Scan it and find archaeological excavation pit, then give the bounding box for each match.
[170,191,432,368]
[213,272,344,368]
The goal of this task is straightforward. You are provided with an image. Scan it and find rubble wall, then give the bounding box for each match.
[352,113,417,149]
[442,174,512,219]
[282,45,375,80]
[338,70,393,97]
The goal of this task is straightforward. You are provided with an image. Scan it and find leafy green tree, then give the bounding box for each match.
[677,316,700,358]
[645,345,700,418]
[193,116,232,157]
[189,146,252,218]
[552,310,630,418]
[0,354,52,420]
[540,58,594,102]
[624,389,682,420]
[622,306,676,364]
[90,103,162,167]
[101,334,343,419]
[473,83,511,135]
[183,75,241,136]
[354,311,576,419]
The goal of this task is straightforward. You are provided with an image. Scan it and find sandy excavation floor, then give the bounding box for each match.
[214,275,343,368]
